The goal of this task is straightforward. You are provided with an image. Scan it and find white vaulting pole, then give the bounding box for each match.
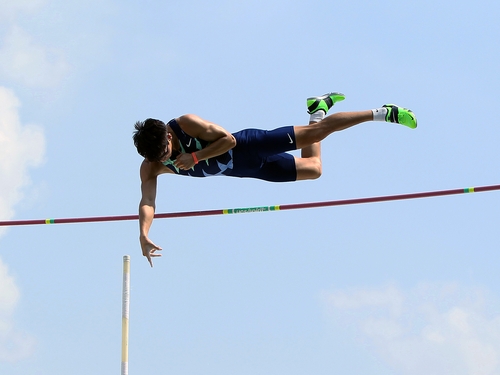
[121,255,131,375]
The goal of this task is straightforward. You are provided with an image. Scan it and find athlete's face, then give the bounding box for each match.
[157,132,173,163]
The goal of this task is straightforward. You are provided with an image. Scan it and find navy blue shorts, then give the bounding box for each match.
[228,126,297,182]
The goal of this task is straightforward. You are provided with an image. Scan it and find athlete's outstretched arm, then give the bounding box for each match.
[173,114,237,170]
[139,162,162,267]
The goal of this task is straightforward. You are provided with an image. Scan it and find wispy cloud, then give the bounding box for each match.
[322,282,500,375]
[0,259,35,361]
[0,87,45,223]
[0,0,70,89]
[0,0,46,21]
[0,87,43,361]
[0,25,70,88]
[0,0,59,364]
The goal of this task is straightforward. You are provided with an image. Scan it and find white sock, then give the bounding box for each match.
[309,110,325,123]
[372,108,388,121]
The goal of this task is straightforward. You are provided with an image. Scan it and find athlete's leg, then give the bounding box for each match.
[296,119,323,180]
[294,110,373,180]
[297,93,347,180]
[295,110,373,150]
[294,93,417,180]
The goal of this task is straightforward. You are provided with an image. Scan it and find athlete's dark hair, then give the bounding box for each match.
[133,118,168,161]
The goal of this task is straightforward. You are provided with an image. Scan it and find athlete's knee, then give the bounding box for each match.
[296,158,322,180]
[310,160,322,179]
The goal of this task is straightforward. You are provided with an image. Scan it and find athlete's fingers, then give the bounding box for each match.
[173,154,194,170]
[143,243,162,267]
[149,248,162,258]
[146,252,161,267]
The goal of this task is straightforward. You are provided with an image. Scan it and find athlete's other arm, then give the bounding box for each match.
[139,161,162,267]
[173,114,237,170]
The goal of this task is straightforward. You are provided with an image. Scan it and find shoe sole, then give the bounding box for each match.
[307,92,346,103]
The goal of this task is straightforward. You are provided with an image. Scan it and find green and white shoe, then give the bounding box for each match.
[383,104,417,129]
[307,92,345,114]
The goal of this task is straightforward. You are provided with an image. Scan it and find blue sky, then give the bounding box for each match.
[1,0,500,374]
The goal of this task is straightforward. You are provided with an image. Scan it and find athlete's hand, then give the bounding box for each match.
[140,236,162,267]
[173,153,196,170]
